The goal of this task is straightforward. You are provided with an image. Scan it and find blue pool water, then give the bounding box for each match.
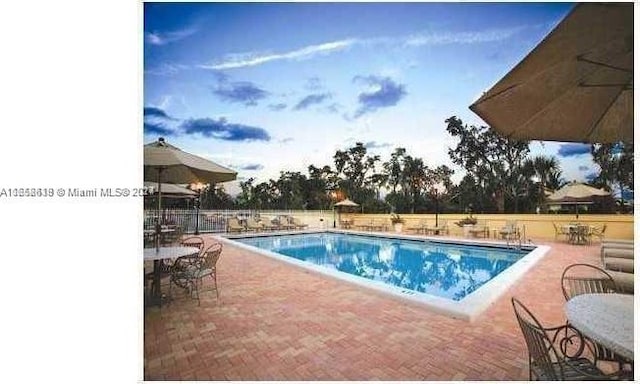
[235,232,528,301]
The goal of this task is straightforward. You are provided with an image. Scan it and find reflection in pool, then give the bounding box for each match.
[236,233,527,301]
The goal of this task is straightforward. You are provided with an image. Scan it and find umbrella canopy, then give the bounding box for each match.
[334,198,359,207]
[144,137,237,184]
[547,181,610,203]
[470,3,632,143]
[143,181,197,198]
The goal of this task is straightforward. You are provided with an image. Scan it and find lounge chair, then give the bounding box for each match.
[246,217,265,232]
[606,270,634,294]
[274,216,295,230]
[226,217,245,233]
[258,217,278,231]
[603,257,634,274]
[289,217,308,230]
[602,239,634,247]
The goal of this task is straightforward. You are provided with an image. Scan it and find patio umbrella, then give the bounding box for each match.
[469,3,633,143]
[334,198,360,207]
[334,198,360,228]
[144,137,237,248]
[546,182,610,218]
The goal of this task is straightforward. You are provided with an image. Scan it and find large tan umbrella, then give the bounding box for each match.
[334,198,359,228]
[334,198,360,207]
[547,182,610,202]
[546,181,610,218]
[470,3,632,143]
[144,137,237,184]
[144,137,237,247]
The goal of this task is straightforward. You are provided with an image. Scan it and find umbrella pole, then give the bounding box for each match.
[156,168,163,251]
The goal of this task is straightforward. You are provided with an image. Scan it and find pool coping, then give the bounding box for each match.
[216,229,551,322]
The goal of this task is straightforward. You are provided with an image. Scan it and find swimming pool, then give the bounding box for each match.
[222,231,550,320]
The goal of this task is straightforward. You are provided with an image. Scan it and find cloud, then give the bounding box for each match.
[557,143,591,157]
[197,27,526,71]
[268,103,287,111]
[353,75,407,118]
[212,81,269,106]
[293,93,332,111]
[145,25,198,46]
[144,106,178,136]
[364,141,392,149]
[200,39,356,70]
[578,165,590,172]
[325,103,343,114]
[144,122,174,136]
[144,106,174,120]
[234,163,265,171]
[404,26,526,47]
[305,76,323,90]
[144,63,190,76]
[181,118,271,141]
[279,137,294,144]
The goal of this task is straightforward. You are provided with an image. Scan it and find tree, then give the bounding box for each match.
[446,116,530,212]
[200,184,234,209]
[382,147,407,194]
[401,155,427,213]
[591,142,634,211]
[333,142,383,211]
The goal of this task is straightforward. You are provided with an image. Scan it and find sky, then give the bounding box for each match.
[143,2,600,195]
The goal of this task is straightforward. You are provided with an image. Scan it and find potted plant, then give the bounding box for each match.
[390,213,405,233]
[455,216,476,238]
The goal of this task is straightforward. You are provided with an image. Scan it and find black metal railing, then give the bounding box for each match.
[143,209,302,234]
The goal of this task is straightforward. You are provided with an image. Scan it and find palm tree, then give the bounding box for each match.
[401,155,427,213]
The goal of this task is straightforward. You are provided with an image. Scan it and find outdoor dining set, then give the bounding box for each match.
[512,261,633,380]
[144,236,222,307]
[553,222,607,245]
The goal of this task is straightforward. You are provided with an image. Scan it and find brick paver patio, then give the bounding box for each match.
[144,234,613,380]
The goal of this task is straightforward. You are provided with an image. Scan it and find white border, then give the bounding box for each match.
[216,230,550,322]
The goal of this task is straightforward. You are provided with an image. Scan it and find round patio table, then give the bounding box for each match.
[144,246,200,306]
[565,293,633,360]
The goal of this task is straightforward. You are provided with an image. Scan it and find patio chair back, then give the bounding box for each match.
[590,224,607,241]
[201,242,222,273]
[181,236,205,252]
[561,263,617,301]
[511,298,564,380]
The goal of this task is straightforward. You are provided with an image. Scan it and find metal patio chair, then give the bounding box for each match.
[511,297,622,381]
[169,242,223,305]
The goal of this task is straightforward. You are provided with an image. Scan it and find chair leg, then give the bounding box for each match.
[214,272,219,299]
[193,280,200,306]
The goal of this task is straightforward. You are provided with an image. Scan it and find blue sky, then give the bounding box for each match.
[143,2,597,194]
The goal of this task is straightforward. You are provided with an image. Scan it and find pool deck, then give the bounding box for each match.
[144,234,619,380]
